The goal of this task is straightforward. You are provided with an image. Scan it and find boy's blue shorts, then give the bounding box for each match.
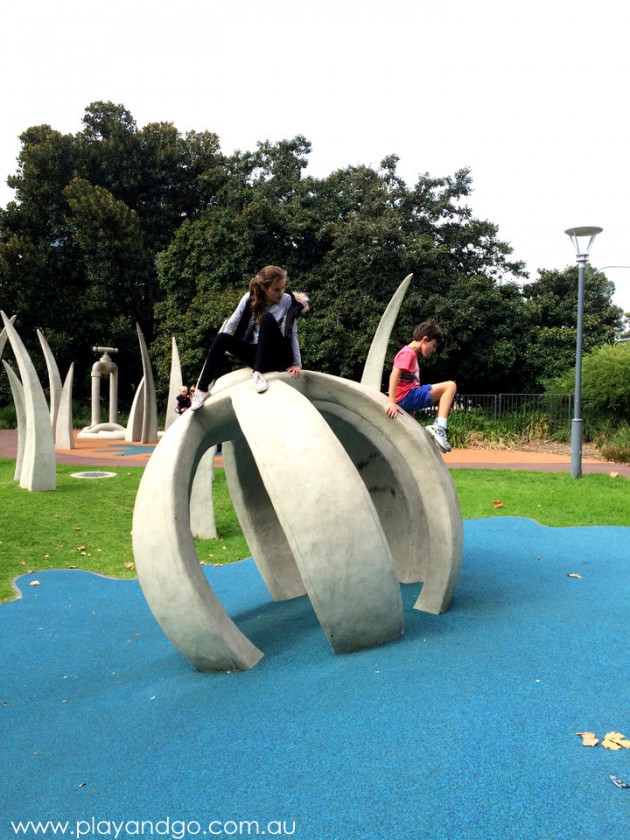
[397,384,433,413]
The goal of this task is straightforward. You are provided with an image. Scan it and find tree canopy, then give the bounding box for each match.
[0,102,623,408]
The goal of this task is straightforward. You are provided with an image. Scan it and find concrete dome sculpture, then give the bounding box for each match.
[132,276,463,672]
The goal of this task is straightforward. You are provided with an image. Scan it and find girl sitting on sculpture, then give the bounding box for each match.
[190,265,309,410]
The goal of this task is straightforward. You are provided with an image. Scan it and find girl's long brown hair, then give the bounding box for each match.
[248,266,289,322]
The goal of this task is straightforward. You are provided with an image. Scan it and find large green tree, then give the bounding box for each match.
[155,153,528,392]
[521,266,623,389]
[0,102,225,404]
[10,101,618,411]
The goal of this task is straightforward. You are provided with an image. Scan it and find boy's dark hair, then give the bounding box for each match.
[412,321,443,344]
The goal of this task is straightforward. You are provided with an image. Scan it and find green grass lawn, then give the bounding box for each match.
[0,461,248,603]
[450,468,628,526]
[1,457,627,603]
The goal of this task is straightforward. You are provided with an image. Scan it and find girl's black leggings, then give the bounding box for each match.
[196,313,288,391]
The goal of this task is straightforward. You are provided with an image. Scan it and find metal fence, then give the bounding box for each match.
[425,393,573,434]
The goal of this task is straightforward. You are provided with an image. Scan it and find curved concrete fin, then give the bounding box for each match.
[223,436,306,601]
[125,378,145,442]
[0,315,17,359]
[37,329,63,432]
[2,359,26,481]
[230,379,403,654]
[361,273,413,391]
[190,445,217,539]
[136,324,158,443]
[296,371,462,614]
[1,312,55,491]
[132,405,263,672]
[55,364,75,450]
[165,336,183,431]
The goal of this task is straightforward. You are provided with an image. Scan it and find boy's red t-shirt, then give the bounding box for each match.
[392,345,420,402]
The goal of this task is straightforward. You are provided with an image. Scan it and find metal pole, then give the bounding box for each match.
[570,256,587,478]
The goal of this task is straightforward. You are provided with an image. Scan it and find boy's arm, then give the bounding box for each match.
[386,368,402,418]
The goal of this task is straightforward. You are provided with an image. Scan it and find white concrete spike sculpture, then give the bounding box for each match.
[36,329,63,434]
[1,312,56,491]
[132,275,463,672]
[2,361,26,481]
[361,273,413,391]
[124,325,159,443]
[55,364,75,450]
[136,324,158,443]
[125,378,145,442]
[190,445,218,539]
[35,329,75,449]
[0,315,17,359]
[165,336,183,432]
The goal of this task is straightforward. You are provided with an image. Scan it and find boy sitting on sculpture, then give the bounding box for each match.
[385,321,456,453]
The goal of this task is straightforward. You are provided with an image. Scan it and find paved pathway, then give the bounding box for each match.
[441,445,630,476]
[1,428,628,475]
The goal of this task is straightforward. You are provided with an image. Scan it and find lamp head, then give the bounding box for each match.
[565,226,603,261]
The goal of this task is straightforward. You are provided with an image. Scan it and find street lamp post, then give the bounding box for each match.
[564,226,603,478]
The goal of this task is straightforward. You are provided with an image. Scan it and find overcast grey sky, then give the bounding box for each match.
[3,0,629,314]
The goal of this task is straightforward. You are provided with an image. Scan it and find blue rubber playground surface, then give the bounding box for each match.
[2,517,629,840]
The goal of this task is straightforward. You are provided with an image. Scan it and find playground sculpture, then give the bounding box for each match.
[1,317,161,488]
[78,346,126,440]
[132,275,463,673]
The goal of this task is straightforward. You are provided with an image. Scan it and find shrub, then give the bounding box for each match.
[598,422,630,463]
[546,342,630,423]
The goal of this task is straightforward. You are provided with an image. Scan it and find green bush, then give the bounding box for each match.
[444,408,557,449]
[599,422,630,463]
[546,342,630,422]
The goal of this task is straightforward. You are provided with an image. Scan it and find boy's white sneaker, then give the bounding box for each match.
[190,390,209,411]
[426,423,452,453]
[253,371,268,393]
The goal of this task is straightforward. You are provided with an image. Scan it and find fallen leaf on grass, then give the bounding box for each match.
[609,472,619,479]
[567,573,582,579]
[76,545,86,551]
[576,731,599,747]
[123,561,134,569]
[493,501,503,509]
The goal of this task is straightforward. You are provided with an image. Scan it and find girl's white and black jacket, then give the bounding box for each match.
[222,290,309,369]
